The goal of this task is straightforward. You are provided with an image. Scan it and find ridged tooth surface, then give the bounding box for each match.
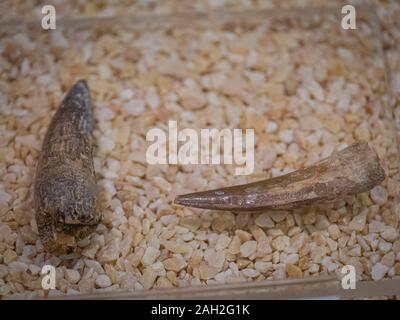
[175,142,385,211]
[34,80,100,255]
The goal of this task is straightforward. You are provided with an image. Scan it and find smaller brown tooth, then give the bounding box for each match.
[174,141,386,211]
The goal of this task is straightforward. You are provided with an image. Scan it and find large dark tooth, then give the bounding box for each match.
[34,80,100,255]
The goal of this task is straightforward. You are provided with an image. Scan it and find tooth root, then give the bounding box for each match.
[174,142,386,211]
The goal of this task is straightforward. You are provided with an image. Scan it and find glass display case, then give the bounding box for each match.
[0,4,399,299]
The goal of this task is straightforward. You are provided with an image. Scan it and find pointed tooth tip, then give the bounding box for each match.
[174,195,191,206]
[63,79,91,106]
[174,194,203,207]
[66,79,89,98]
[174,191,220,208]
[73,79,89,92]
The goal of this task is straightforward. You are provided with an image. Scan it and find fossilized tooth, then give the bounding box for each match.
[34,80,100,255]
[174,142,386,211]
